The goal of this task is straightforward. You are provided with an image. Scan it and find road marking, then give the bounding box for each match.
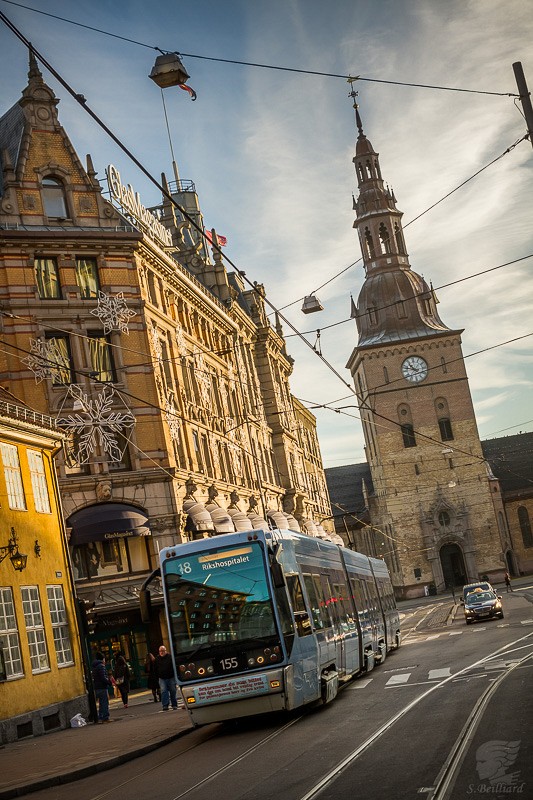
[351,679,373,689]
[449,631,462,636]
[386,673,411,685]
[428,668,451,680]
[520,619,533,625]
[425,634,441,640]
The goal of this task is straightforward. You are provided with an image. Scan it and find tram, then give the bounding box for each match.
[156,528,401,725]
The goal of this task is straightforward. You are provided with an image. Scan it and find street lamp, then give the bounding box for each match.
[0,528,28,572]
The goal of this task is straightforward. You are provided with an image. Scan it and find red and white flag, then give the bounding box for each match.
[205,229,227,247]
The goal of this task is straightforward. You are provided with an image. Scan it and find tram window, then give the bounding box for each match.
[286,575,312,636]
[324,576,341,627]
[313,575,331,627]
[302,574,324,629]
[335,583,356,630]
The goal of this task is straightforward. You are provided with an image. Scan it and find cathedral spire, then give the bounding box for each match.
[351,104,454,346]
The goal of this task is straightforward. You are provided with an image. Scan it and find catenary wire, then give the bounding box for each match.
[0,0,519,97]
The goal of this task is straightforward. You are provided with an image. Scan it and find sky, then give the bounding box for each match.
[0,0,532,469]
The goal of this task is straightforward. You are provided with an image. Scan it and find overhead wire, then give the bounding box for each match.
[0,0,520,97]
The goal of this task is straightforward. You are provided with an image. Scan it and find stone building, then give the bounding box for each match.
[0,57,333,683]
[327,106,516,599]
[0,388,87,743]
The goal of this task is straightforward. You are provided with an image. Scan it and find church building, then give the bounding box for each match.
[331,106,516,599]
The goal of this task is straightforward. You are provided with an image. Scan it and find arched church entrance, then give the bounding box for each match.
[440,543,467,588]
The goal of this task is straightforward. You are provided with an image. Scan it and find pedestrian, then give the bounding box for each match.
[504,572,512,592]
[112,651,130,707]
[155,644,178,710]
[91,651,114,723]
[144,652,161,703]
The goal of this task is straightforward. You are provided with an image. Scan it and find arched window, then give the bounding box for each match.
[364,228,375,258]
[398,404,416,448]
[379,223,392,254]
[518,506,533,548]
[435,398,454,441]
[394,223,406,255]
[438,511,451,527]
[42,176,68,218]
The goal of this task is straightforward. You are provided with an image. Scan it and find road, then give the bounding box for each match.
[30,586,533,800]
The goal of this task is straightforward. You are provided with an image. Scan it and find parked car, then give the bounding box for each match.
[461,581,494,604]
[464,590,504,624]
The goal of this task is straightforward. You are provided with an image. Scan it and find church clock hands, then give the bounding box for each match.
[402,355,428,383]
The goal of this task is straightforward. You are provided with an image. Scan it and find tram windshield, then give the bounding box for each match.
[163,542,279,659]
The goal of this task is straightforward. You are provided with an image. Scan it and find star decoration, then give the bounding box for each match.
[56,385,135,465]
[90,291,136,334]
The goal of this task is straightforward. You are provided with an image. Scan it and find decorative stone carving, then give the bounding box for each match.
[96,480,112,502]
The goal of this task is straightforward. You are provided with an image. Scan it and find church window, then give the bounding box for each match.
[35,257,61,299]
[414,463,420,475]
[401,423,416,448]
[365,159,373,179]
[396,300,407,319]
[518,506,533,548]
[42,176,68,219]
[440,357,448,374]
[394,223,406,255]
[378,223,392,254]
[367,306,378,325]
[374,159,381,179]
[357,164,365,183]
[423,297,432,315]
[383,366,389,384]
[438,511,451,528]
[439,418,454,441]
[364,228,375,258]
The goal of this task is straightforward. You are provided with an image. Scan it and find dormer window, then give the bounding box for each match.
[42,176,68,219]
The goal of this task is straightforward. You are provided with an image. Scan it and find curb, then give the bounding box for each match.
[0,726,194,800]
[446,602,460,626]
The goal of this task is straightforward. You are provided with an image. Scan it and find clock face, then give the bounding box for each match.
[402,356,428,383]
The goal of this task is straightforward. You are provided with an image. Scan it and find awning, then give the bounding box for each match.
[302,520,318,536]
[227,508,254,532]
[266,509,289,530]
[284,514,301,532]
[67,503,150,546]
[248,513,269,530]
[183,500,215,533]
[206,504,236,534]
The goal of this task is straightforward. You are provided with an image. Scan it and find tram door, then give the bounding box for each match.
[324,576,346,677]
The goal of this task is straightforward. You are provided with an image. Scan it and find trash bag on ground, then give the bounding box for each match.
[70,713,87,728]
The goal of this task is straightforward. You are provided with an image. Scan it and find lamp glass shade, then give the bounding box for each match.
[10,550,28,572]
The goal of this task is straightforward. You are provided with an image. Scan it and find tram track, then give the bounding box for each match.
[298,631,533,800]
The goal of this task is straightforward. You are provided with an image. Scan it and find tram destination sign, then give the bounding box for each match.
[192,674,270,705]
[106,164,173,249]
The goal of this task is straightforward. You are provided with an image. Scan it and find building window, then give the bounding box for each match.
[439,418,454,441]
[46,335,73,384]
[107,431,132,472]
[367,306,378,325]
[42,176,68,218]
[379,223,392,254]
[0,442,26,510]
[88,334,115,382]
[518,506,533,548]
[35,257,61,299]
[0,587,24,678]
[438,511,451,527]
[75,257,99,298]
[46,586,74,666]
[364,228,375,258]
[401,423,416,448]
[27,450,51,513]
[21,586,49,673]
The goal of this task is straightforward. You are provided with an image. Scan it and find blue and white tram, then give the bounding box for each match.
[158,528,401,725]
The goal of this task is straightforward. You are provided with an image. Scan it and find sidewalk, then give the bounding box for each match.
[0,690,194,799]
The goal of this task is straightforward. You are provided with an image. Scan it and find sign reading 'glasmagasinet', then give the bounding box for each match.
[106,164,173,248]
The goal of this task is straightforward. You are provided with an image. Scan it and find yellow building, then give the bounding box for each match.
[0,388,87,743]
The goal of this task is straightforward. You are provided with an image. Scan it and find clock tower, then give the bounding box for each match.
[346,106,511,598]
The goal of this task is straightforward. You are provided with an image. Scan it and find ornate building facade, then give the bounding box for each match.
[0,58,333,685]
[338,107,514,599]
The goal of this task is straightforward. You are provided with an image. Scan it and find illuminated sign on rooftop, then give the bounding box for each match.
[106,164,173,249]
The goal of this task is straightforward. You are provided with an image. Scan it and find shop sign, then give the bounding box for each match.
[106,164,173,249]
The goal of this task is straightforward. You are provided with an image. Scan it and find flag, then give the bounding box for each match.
[178,83,197,101]
[205,229,227,247]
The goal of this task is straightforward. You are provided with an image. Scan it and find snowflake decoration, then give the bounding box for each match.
[193,352,211,407]
[22,338,69,384]
[148,322,163,365]
[175,325,188,358]
[56,385,135,465]
[165,399,182,443]
[90,291,136,334]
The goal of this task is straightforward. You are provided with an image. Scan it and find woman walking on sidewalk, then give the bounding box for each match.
[112,652,130,708]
